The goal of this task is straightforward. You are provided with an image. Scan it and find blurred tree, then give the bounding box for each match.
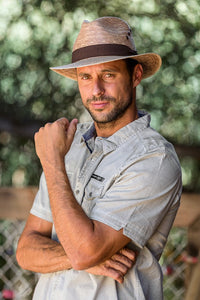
[0,0,199,191]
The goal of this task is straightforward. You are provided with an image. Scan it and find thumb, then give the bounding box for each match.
[67,118,78,141]
[56,117,70,131]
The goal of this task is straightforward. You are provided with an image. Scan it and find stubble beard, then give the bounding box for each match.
[85,91,133,125]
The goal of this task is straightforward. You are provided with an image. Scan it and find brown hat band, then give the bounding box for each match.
[72,44,138,63]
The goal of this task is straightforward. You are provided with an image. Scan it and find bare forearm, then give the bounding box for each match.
[44,164,97,268]
[17,230,136,284]
[17,233,72,273]
[35,118,130,270]
[42,162,130,270]
[35,118,100,268]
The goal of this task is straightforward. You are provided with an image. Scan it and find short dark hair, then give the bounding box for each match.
[125,58,138,77]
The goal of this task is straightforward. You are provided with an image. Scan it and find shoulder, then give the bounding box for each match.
[73,122,94,140]
[76,122,93,132]
[120,125,182,190]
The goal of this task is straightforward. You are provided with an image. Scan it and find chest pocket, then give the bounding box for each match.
[84,177,104,200]
[82,177,105,216]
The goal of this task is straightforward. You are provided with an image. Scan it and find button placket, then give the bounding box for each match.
[78,141,104,199]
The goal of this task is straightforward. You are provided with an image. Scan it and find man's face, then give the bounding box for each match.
[77,60,134,124]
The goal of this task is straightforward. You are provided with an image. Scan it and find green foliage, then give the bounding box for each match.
[0,0,200,189]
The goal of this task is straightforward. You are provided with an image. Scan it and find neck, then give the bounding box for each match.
[95,103,138,138]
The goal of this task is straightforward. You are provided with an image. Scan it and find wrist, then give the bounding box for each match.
[41,155,66,172]
[42,158,67,185]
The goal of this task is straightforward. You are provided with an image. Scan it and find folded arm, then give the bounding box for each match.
[16,214,70,273]
[33,118,133,270]
[16,214,136,283]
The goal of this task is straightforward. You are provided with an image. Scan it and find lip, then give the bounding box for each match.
[91,101,109,109]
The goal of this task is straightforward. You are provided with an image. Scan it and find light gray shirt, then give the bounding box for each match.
[31,112,182,300]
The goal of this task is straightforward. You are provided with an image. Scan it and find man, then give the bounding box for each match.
[17,17,182,299]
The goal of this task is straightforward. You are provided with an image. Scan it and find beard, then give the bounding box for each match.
[85,92,133,124]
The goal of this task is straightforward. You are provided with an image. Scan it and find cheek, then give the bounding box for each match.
[109,79,131,95]
[115,85,130,100]
[79,86,88,100]
[105,83,119,96]
[120,81,133,96]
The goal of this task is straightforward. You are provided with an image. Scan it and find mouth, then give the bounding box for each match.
[90,101,110,110]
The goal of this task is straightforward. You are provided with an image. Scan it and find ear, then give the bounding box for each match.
[132,64,143,88]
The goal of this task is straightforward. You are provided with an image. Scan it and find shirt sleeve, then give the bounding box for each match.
[89,150,182,249]
[30,172,53,223]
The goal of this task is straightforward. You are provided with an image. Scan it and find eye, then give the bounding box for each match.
[79,73,91,80]
[104,73,115,79]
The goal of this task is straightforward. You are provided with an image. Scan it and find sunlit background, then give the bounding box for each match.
[0,1,199,189]
[0,1,200,299]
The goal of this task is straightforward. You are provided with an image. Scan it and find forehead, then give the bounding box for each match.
[77,59,127,74]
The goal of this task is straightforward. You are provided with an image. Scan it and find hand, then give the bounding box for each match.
[34,118,78,167]
[85,248,136,284]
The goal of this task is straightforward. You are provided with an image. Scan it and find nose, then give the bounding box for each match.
[92,78,105,97]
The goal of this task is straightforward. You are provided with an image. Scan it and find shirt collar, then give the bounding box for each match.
[108,111,151,145]
[80,111,151,152]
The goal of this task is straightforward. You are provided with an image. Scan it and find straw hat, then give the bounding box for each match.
[50,16,162,80]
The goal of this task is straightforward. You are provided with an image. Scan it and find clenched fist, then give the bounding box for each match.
[34,118,78,168]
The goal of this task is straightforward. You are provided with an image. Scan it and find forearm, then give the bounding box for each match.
[17,229,136,284]
[43,163,130,270]
[43,163,98,269]
[35,118,98,269]
[35,118,130,270]
[17,232,72,273]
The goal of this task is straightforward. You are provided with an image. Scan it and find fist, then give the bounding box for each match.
[34,118,78,167]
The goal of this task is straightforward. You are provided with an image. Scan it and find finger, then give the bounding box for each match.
[111,253,134,269]
[44,122,52,127]
[66,119,78,140]
[112,248,137,269]
[56,118,70,130]
[107,259,129,275]
[34,126,45,144]
[119,248,137,261]
[103,266,124,284]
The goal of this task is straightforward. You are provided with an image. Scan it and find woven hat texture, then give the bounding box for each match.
[51,17,162,80]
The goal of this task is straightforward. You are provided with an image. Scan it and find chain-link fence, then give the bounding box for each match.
[0,220,187,300]
[162,227,187,300]
[0,220,37,300]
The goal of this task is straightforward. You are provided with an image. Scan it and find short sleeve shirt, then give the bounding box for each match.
[31,112,182,300]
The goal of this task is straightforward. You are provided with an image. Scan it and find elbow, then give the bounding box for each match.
[16,239,30,271]
[16,246,25,270]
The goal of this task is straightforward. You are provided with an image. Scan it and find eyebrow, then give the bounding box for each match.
[78,72,90,77]
[78,68,119,77]
[101,68,119,73]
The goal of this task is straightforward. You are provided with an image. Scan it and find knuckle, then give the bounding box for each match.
[58,117,69,126]
[45,122,51,128]
[108,259,116,268]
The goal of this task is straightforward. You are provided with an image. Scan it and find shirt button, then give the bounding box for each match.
[76,190,80,194]
[89,192,92,197]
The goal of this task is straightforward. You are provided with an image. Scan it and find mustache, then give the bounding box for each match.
[86,96,116,104]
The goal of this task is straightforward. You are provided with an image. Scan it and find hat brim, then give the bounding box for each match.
[50,53,162,80]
